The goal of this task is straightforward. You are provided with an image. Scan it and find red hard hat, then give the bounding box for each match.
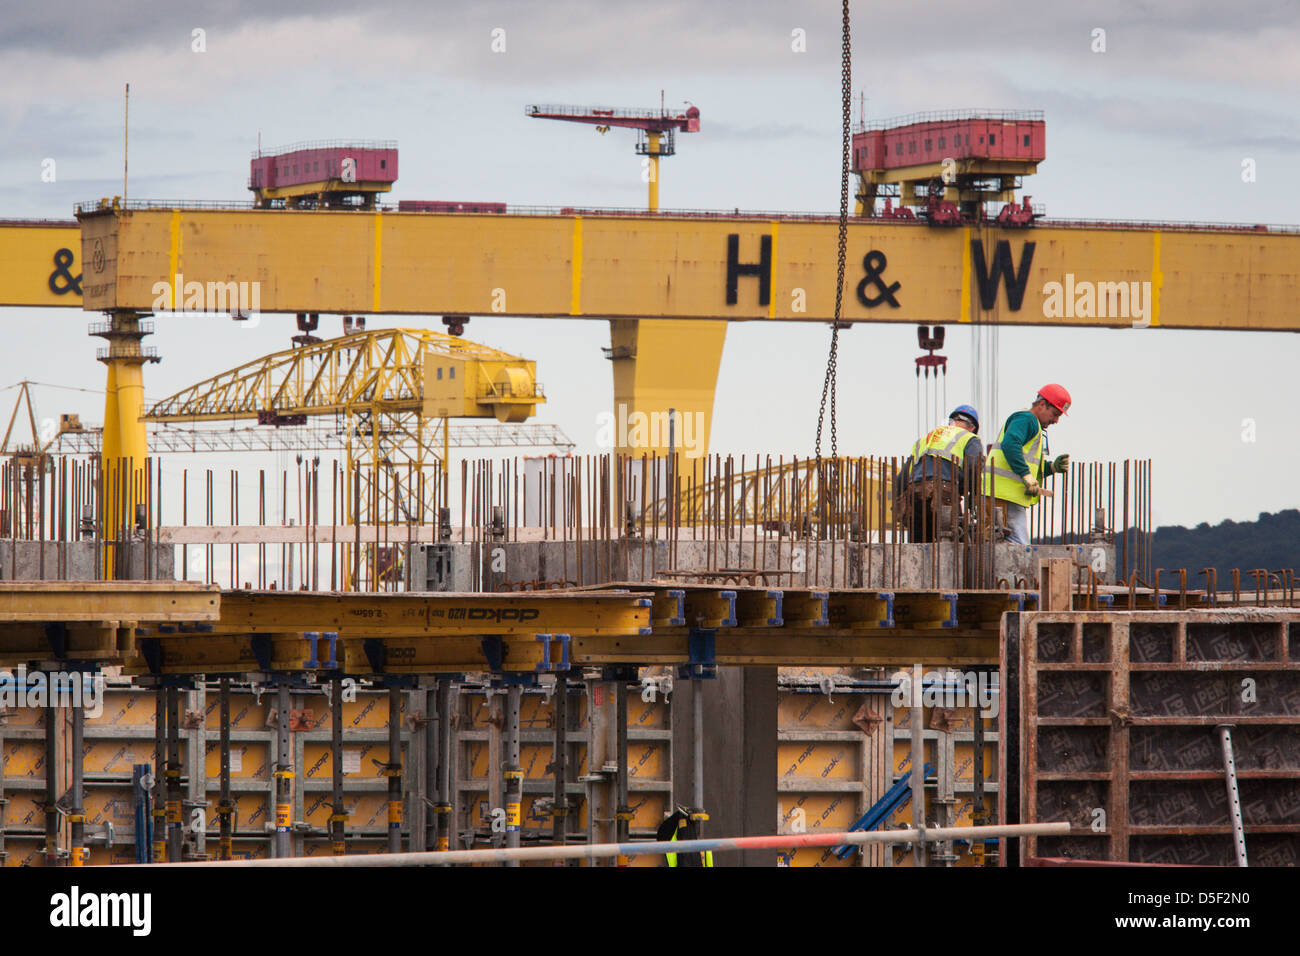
[1038,383,1072,414]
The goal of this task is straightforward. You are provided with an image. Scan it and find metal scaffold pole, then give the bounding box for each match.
[218,678,234,861]
[273,684,293,859]
[152,687,166,864]
[911,663,927,867]
[330,677,347,856]
[424,684,438,853]
[166,686,182,862]
[503,685,523,866]
[69,700,85,866]
[43,700,58,866]
[386,687,403,854]
[550,678,569,860]
[435,681,453,855]
[614,676,631,866]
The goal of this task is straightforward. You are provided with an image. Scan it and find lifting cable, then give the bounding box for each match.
[814,0,852,463]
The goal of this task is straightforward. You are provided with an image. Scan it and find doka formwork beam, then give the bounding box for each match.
[125,627,1005,676]
[0,582,220,622]
[115,584,1035,678]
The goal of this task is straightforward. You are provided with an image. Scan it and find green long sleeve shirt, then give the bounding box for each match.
[1000,410,1054,479]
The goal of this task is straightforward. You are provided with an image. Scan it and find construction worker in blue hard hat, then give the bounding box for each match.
[897,405,983,543]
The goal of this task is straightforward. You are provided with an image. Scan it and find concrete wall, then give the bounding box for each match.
[407,538,1116,592]
[0,541,174,581]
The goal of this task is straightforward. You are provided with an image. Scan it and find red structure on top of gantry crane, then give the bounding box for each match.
[852,109,1045,226]
[526,99,700,211]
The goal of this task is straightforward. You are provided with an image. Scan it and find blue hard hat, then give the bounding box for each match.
[949,404,980,434]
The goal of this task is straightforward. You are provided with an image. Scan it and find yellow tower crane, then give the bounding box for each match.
[525,100,724,462]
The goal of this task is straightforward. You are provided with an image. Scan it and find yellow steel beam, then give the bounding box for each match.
[0,623,130,667]
[0,220,82,308]
[208,590,651,637]
[125,622,1001,675]
[0,581,219,622]
[571,632,998,667]
[69,206,1300,331]
[115,584,1022,676]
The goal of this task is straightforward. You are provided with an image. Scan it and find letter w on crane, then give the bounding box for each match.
[971,239,1036,310]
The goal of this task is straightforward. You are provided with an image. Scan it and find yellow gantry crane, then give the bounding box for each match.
[143,327,544,581]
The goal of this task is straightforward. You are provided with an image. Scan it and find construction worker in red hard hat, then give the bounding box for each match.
[981,385,1072,545]
[897,404,983,542]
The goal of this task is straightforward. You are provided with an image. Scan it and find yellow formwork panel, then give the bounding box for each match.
[3,840,46,867]
[304,793,391,831]
[302,791,336,824]
[5,791,46,830]
[779,742,860,781]
[94,846,147,866]
[82,741,156,775]
[233,793,271,832]
[82,788,136,829]
[2,738,49,777]
[201,742,271,779]
[627,694,670,730]
[89,689,157,727]
[782,793,859,868]
[519,744,552,778]
[464,742,489,779]
[301,840,388,857]
[778,693,858,732]
[299,742,390,783]
[71,208,1300,331]
[518,693,552,729]
[199,693,269,729]
[627,740,666,780]
[343,693,399,730]
[0,696,48,727]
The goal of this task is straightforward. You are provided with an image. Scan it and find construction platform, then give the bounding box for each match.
[1,571,1296,867]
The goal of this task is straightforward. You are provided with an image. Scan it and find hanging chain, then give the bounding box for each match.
[815,0,852,463]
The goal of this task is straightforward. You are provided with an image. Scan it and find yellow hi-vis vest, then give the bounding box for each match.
[665,819,714,867]
[909,423,977,473]
[981,412,1045,508]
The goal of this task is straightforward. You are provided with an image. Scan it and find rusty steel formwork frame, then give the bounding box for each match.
[1004,608,1300,866]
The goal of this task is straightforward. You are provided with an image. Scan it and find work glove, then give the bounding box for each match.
[1052,454,1070,474]
[1022,474,1041,496]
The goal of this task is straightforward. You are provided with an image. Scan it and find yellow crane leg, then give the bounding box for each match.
[607,318,727,462]
[108,360,148,465]
[93,312,156,579]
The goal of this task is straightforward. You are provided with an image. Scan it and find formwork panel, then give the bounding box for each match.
[1,681,413,864]
[1020,609,1300,865]
[453,679,670,856]
[779,663,998,868]
[779,668,894,868]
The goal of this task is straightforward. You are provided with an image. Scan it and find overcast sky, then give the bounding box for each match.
[2,0,1299,531]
